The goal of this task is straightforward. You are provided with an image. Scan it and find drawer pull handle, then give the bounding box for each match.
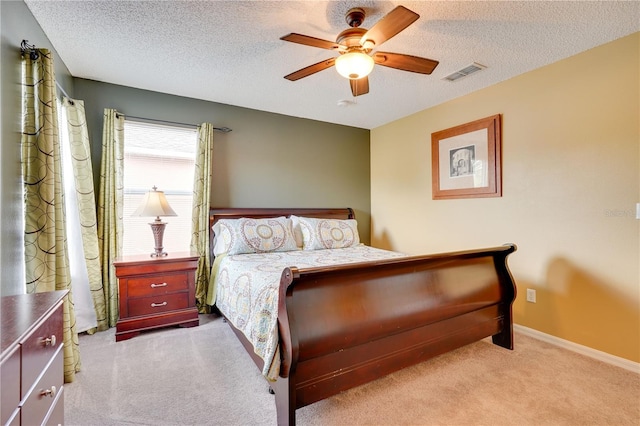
[42,335,57,347]
[150,282,168,288]
[151,302,167,308]
[41,386,57,398]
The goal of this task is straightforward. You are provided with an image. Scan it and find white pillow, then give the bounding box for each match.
[297,216,360,250]
[289,215,304,248]
[212,216,298,255]
[211,222,230,256]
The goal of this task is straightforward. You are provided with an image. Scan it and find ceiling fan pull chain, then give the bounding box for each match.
[353,79,358,104]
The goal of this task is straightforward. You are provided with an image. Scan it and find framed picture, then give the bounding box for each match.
[431,114,502,200]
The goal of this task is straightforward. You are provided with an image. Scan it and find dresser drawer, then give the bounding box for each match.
[1,346,21,425]
[127,272,189,298]
[43,385,64,426]
[4,409,20,426]
[128,292,189,317]
[1,291,67,426]
[21,347,63,426]
[21,304,63,399]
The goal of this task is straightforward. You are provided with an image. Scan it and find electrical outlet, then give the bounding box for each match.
[526,288,536,303]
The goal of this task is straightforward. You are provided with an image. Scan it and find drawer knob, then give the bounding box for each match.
[151,302,168,308]
[41,385,57,398]
[150,282,168,288]
[42,335,57,346]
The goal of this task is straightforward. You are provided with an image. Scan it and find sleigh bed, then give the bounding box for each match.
[208,207,517,426]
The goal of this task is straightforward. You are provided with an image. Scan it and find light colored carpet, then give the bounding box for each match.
[65,314,639,426]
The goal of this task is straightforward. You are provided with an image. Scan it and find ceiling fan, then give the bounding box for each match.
[280,5,439,97]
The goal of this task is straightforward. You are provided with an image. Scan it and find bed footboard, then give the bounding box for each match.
[274,244,517,426]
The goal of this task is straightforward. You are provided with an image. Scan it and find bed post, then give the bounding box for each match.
[491,243,517,350]
[274,267,300,425]
[273,376,296,426]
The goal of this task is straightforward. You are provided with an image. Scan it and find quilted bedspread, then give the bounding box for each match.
[209,245,406,380]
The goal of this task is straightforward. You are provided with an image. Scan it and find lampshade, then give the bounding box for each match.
[335,52,374,80]
[133,186,177,218]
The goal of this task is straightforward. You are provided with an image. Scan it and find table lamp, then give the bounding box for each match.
[133,186,177,257]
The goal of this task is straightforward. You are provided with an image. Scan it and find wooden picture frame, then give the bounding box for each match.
[431,114,502,200]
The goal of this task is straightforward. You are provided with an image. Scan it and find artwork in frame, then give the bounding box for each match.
[431,114,502,200]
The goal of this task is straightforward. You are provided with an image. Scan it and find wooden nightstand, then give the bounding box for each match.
[114,252,200,341]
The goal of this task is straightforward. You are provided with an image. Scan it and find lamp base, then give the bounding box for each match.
[149,219,168,257]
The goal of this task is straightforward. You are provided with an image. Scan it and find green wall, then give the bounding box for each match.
[74,78,371,241]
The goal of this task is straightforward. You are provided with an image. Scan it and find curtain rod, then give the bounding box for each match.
[122,114,232,133]
[56,81,72,102]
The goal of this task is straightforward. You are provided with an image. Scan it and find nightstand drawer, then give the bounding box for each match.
[115,253,199,341]
[128,292,189,317]
[127,272,189,298]
[21,304,63,399]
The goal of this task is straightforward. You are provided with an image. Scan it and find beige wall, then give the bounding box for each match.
[371,33,639,363]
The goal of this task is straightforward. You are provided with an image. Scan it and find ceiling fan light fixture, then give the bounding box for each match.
[335,52,374,80]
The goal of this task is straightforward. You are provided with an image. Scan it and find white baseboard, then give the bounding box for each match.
[513,324,640,374]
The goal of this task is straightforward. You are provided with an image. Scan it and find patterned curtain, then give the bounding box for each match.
[21,48,80,383]
[191,123,213,312]
[97,109,124,328]
[62,98,107,333]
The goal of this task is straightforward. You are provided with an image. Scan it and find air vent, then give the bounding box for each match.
[442,62,487,82]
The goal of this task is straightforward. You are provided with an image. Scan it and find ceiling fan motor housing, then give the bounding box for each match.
[336,27,368,49]
[345,8,365,27]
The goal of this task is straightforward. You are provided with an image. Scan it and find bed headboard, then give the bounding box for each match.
[208,207,355,260]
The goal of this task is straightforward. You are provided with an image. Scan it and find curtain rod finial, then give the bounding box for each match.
[21,40,39,60]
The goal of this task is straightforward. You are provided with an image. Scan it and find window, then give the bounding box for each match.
[122,121,197,256]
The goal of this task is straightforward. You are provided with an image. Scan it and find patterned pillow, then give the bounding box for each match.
[212,216,298,255]
[296,216,360,250]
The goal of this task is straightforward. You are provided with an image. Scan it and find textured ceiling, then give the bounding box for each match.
[25,1,639,129]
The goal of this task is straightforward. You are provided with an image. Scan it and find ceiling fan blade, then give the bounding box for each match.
[373,52,439,74]
[280,33,340,50]
[349,77,369,97]
[284,58,336,81]
[360,6,419,48]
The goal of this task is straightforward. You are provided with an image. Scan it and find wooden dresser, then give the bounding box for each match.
[1,290,67,426]
[114,252,200,341]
